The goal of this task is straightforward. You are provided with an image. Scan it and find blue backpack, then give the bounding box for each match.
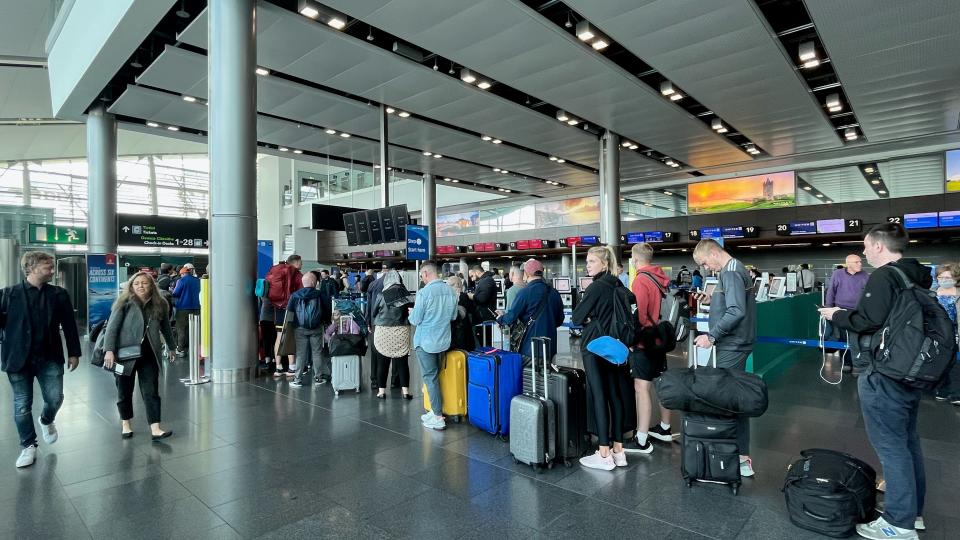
[255,278,269,298]
[295,296,324,330]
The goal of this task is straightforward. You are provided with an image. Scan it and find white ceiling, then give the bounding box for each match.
[797,166,874,204]
[0,123,207,162]
[878,154,944,199]
[0,0,54,58]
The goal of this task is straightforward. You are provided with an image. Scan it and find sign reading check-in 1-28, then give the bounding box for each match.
[117,214,209,248]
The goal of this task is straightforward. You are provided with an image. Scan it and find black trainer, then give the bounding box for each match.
[649,424,674,443]
[622,437,653,454]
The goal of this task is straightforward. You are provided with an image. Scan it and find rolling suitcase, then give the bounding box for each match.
[330,316,361,396]
[423,349,468,423]
[510,337,557,470]
[681,413,741,495]
[521,359,588,466]
[467,322,523,438]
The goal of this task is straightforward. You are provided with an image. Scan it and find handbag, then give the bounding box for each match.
[276,311,297,357]
[90,303,141,376]
[509,289,551,353]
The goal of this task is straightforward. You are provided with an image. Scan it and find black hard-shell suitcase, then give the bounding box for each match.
[509,337,557,470]
[782,448,877,538]
[681,413,741,495]
[522,361,588,466]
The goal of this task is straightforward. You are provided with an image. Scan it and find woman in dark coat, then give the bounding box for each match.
[445,276,479,351]
[572,245,636,471]
[371,270,413,399]
[103,271,176,440]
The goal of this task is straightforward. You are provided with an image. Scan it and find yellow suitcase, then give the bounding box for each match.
[423,349,467,422]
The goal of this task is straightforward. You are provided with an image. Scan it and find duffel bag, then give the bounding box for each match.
[782,448,877,538]
[329,333,366,357]
[654,348,768,417]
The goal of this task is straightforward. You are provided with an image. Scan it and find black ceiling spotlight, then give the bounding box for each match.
[129,50,142,69]
[366,25,374,41]
[175,0,189,19]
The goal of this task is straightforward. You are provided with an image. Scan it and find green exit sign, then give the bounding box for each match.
[28,224,86,245]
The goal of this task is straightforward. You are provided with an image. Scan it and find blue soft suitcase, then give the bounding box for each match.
[467,323,523,437]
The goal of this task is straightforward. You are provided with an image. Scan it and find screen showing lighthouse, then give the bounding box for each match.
[687,172,796,214]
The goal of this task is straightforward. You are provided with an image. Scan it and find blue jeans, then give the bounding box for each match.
[858,370,924,529]
[416,347,442,416]
[7,360,64,448]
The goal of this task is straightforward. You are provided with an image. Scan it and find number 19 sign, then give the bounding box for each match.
[406,224,429,261]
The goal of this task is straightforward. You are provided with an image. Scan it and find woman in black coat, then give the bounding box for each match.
[445,276,479,351]
[572,245,636,471]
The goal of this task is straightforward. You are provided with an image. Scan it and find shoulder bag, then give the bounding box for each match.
[509,288,551,354]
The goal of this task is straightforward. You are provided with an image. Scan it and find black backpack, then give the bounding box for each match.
[610,283,642,347]
[295,295,324,330]
[870,266,958,389]
[782,448,877,538]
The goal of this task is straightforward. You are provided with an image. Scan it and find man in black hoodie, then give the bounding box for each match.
[468,265,498,346]
[820,223,928,540]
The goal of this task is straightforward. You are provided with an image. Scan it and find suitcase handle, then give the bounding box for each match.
[531,336,550,401]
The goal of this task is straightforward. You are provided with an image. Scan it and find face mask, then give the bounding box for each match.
[939,279,956,288]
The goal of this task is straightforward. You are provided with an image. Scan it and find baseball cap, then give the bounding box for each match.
[183,263,195,270]
[523,258,544,275]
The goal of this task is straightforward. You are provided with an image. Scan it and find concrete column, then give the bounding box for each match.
[422,174,436,259]
[599,130,621,249]
[379,104,389,207]
[208,0,257,383]
[560,254,571,277]
[21,162,31,206]
[86,104,117,254]
[459,257,468,277]
[147,155,158,215]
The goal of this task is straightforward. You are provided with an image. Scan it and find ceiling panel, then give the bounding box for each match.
[0,66,53,119]
[320,0,750,168]
[797,166,875,204]
[0,0,54,58]
[565,0,840,156]
[806,0,960,141]
[177,4,603,168]
[136,45,599,187]
[877,154,945,199]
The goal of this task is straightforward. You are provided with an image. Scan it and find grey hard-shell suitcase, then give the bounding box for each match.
[331,316,361,396]
[509,337,557,470]
[522,360,588,467]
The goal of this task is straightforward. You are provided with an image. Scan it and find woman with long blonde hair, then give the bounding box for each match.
[103,271,176,440]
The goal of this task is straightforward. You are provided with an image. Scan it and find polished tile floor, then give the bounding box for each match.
[1,334,958,539]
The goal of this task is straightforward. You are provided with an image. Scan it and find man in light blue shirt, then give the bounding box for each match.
[409,261,458,431]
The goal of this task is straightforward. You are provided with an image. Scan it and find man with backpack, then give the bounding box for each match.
[820,223,953,540]
[624,243,674,454]
[287,272,331,388]
[260,254,303,376]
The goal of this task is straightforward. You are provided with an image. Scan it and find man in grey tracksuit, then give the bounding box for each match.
[692,239,757,477]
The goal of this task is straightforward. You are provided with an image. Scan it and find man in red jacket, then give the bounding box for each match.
[623,243,674,455]
[261,254,303,376]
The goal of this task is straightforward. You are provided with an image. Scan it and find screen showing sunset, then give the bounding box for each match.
[688,171,796,214]
[947,149,960,192]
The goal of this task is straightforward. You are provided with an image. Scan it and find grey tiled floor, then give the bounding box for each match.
[1,335,958,539]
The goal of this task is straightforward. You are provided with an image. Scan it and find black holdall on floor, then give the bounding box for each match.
[782,448,877,538]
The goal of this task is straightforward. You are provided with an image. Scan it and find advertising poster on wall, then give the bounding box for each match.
[947,149,960,192]
[86,253,118,334]
[688,172,796,214]
[437,211,479,237]
[535,196,600,228]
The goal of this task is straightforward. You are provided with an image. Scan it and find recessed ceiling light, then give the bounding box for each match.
[146,121,159,128]
[182,95,197,103]
[373,165,381,169]
[549,156,558,161]
[628,144,638,150]
[816,193,824,197]
[493,168,501,172]
[443,178,451,182]
[327,17,346,30]
[871,179,880,185]
[501,170,509,174]
[576,21,595,42]
[799,41,817,62]
[279,147,289,152]
[166,126,179,131]
[255,67,270,76]
[844,128,858,141]
[300,6,319,18]
[325,129,336,135]
[879,190,887,194]
[825,201,833,205]
[481,135,492,141]
[591,39,609,51]
[339,132,350,138]
[669,93,683,101]
[477,81,492,90]
[450,179,459,183]
[556,110,569,122]
[803,59,821,69]
[423,151,432,156]
[386,107,395,114]
[293,149,303,154]
[826,93,842,112]
[433,154,442,159]
[491,139,501,144]
[665,159,677,167]
[711,118,724,131]
[397,111,410,118]
[803,186,812,190]
[566,119,579,126]
[864,166,874,173]
[460,68,476,84]
[660,81,675,96]
[556,159,565,163]
[663,191,672,196]
[621,141,631,148]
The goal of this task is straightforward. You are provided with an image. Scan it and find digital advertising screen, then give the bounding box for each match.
[687,171,796,214]
[904,212,939,229]
[436,211,479,237]
[947,149,960,192]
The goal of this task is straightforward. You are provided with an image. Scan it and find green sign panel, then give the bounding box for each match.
[28,224,86,245]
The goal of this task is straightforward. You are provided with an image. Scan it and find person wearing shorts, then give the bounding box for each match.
[623,243,674,455]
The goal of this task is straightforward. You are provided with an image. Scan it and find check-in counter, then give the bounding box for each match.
[750,293,821,379]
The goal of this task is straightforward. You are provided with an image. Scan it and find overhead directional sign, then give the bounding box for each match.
[406,224,429,261]
[117,214,208,248]
[28,224,86,245]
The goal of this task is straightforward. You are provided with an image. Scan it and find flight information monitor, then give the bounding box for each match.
[700,227,722,239]
[553,277,572,293]
[904,212,939,229]
[939,211,960,227]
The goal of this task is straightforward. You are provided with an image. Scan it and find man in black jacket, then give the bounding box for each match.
[468,266,498,346]
[820,223,928,540]
[0,251,81,468]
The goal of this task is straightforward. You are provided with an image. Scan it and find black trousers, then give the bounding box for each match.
[583,350,633,446]
[377,355,410,389]
[116,344,162,425]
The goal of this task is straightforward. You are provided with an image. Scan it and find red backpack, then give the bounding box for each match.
[265,263,297,309]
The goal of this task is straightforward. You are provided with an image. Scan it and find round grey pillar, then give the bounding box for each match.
[86,104,117,254]
[560,254,571,277]
[599,130,621,249]
[208,0,257,383]
[379,104,390,207]
[422,174,436,259]
[459,257,468,277]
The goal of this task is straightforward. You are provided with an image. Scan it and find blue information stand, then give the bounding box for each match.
[406,224,429,260]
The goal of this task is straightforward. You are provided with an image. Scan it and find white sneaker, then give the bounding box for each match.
[855,516,918,540]
[15,446,37,468]
[422,414,446,431]
[420,411,434,423]
[38,417,57,445]
[913,517,924,531]
[611,451,628,468]
[579,451,616,471]
[739,457,755,477]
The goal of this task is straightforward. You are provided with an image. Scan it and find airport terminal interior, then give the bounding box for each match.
[2,0,960,538]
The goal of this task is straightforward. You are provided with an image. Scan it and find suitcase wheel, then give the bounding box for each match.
[452,416,461,424]
[334,390,340,396]
[685,480,692,488]
[564,460,573,468]
[547,461,554,470]
[731,484,739,496]
[513,458,520,465]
